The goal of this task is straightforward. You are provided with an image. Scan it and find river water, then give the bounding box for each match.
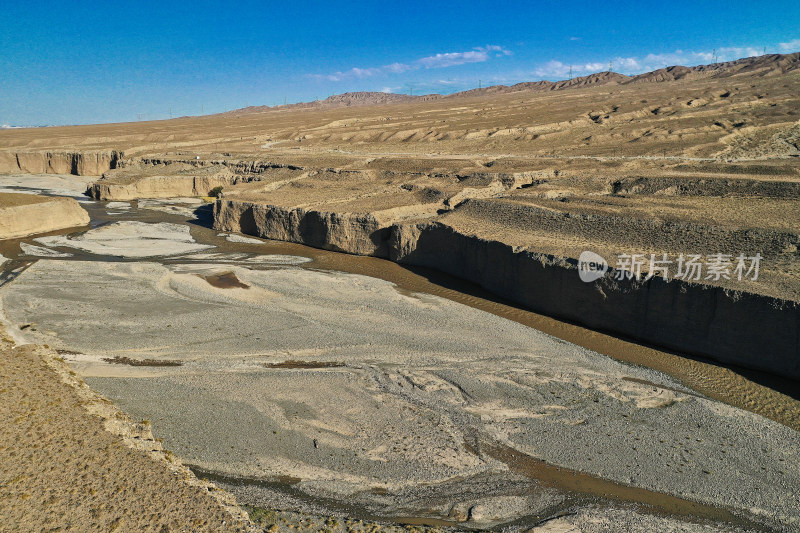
[1,175,798,532]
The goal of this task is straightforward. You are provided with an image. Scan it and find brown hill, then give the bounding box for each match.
[219,91,444,116]
[221,53,800,116]
[327,91,425,105]
[628,65,699,83]
[454,72,630,99]
[631,53,800,83]
[693,52,800,77]
[553,71,630,89]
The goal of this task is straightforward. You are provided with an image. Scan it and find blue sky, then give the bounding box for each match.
[1,1,799,126]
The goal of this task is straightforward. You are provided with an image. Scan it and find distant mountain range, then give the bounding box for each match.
[222,52,800,115]
[1,124,50,129]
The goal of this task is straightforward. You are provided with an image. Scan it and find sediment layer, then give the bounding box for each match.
[212,191,800,380]
[215,200,396,256]
[6,258,800,530]
[390,220,800,380]
[0,150,122,175]
[0,192,90,239]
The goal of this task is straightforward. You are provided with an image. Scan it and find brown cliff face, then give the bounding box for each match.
[88,174,235,201]
[214,200,392,256]
[389,220,800,380]
[210,192,800,380]
[0,193,90,239]
[0,150,122,176]
[85,161,303,200]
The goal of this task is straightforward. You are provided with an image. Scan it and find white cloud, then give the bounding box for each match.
[533,61,571,78]
[418,50,489,68]
[638,47,761,71]
[485,44,513,57]
[614,57,640,70]
[317,66,382,82]
[641,51,693,68]
[313,39,794,90]
[531,42,787,81]
[384,62,412,74]
[533,60,610,78]
[312,45,511,82]
[583,62,607,72]
[350,67,382,78]
[717,46,762,60]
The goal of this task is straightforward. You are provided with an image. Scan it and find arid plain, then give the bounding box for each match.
[1,53,799,532]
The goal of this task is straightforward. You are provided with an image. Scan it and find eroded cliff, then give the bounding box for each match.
[0,193,90,239]
[208,161,800,381]
[0,150,122,176]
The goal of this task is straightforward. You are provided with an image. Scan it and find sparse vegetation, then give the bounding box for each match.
[102,356,183,367]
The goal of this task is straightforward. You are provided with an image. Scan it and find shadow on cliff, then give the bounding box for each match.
[187,204,216,228]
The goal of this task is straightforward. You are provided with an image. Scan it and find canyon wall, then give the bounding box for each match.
[0,151,122,176]
[390,221,800,380]
[2,147,797,380]
[215,200,394,256]
[88,175,234,201]
[0,195,90,239]
[214,197,800,380]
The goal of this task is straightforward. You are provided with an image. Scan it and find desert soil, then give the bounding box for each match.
[0,326,254,532]
[1,54,799,532]
[0,188,797,532]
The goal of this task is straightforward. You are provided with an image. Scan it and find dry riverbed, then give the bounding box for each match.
[0,327,253,532]
[0,175,798,532]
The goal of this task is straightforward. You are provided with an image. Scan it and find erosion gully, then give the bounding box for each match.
[0,190,797,532]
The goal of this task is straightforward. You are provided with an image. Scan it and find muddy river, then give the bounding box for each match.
[1,175,798,532]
